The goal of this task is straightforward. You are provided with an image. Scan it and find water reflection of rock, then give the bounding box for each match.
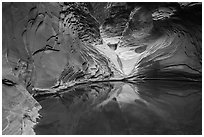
[34,81,201,135]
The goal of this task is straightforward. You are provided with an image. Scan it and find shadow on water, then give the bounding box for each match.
[34,81,202,135]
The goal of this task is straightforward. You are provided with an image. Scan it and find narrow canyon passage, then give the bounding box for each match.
[2,2,202,135]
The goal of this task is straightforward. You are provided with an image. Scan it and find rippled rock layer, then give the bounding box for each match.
[2,2,202,135]
[3,2,201,89]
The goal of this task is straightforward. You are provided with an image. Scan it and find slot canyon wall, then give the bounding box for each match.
[2,2,202,135]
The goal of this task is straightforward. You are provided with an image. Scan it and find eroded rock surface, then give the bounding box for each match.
[2,55,41,135]
[2,2,202,135]
[3,2,201,89]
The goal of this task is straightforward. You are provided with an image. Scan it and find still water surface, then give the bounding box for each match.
[34,80,202,135]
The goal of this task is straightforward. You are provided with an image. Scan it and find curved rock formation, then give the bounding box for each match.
[3,2,201,88]
[2,2,202,135]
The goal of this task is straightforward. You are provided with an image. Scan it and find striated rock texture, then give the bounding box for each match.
[2,2,202,134]
[2,55,41,135]
[3,2,201,89]
[96,2,202,78]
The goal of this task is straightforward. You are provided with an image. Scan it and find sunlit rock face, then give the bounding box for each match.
[2,2,202,135]
[2,2,201,90]
[97,2,202,77]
